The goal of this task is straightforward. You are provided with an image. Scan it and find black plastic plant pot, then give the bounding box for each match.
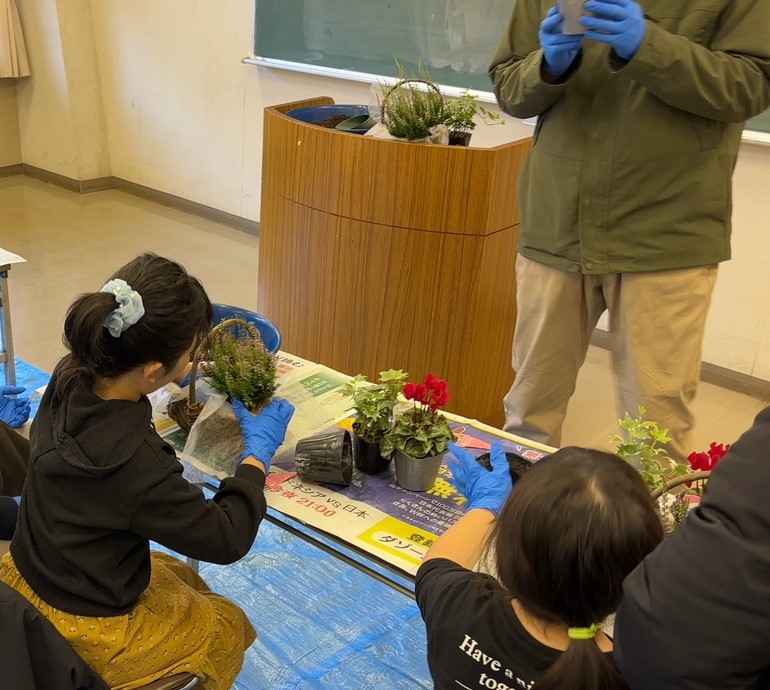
[295,429,353,486]
[475,450,533,483]
[352,424,392,474]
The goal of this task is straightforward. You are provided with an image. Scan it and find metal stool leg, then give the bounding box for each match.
[0,268,16,386]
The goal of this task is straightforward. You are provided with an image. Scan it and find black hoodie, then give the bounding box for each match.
[10,376,267,616]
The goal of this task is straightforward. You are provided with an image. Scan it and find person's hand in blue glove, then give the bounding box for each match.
[232,398,295,473]
[581,0,646,61]
[447,442,514,516]
[0,386,30,429]
[539,6,584,78]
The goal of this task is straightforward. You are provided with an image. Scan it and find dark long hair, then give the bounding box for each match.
[53,253,213,402]
[489,447,663,690]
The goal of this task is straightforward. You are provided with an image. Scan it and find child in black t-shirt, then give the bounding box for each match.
[415,443,663,690]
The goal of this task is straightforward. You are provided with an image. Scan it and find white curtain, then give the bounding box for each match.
[0,0,30,78]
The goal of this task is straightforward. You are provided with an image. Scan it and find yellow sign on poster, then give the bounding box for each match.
[358,517,439,567]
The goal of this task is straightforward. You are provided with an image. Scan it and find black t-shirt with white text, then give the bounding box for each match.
[415,558,610,690]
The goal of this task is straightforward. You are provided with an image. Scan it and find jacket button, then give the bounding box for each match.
[585,262,593,270]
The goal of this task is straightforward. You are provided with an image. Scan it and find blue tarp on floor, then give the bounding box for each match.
[6,360,433,689]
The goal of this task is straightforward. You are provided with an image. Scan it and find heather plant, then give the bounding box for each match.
[200,319,277,412]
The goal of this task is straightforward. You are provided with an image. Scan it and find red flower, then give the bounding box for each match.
[403,383,418,401]
[687,442,731,472]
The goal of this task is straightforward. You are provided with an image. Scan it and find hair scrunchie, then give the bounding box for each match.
[100,278,145,337]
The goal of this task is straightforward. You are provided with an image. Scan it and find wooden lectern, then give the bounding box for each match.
[259,97,531,427]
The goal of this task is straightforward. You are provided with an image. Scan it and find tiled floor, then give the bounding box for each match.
[2,174,766,452]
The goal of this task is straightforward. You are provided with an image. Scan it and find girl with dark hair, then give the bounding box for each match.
[415,442,663,690]
[0,254,294,689]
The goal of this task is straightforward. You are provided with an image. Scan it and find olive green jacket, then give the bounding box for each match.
[490,0,770,273]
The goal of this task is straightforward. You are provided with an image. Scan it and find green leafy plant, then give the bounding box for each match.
[442,91,504,137]
[380,373,454,459]
[201,319,277,412]
[341,369,409,444]
[610,406,688,493]
[380,59,445,140]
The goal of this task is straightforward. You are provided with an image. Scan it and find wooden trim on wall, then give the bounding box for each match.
[591,328,770,400]
[0,164,23,178]
[8,165,259,237]
[109,177,260,236]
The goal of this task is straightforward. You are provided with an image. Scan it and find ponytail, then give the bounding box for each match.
[53,292,124,403]
[52,253,213,405]
[535,637,628,690]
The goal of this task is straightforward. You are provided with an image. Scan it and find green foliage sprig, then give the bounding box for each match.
[443,91,504,136]
[341,369,409,443]
[611,406,689,493]
[201,320,277,411]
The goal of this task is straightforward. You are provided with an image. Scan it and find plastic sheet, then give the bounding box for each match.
[197,517,432,689]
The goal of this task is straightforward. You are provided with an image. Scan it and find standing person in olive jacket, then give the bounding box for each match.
[0,254,294,690]
[614,405,770,689]
[490,0,770,461]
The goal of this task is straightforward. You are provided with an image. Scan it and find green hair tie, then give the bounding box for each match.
[567,624,601,640]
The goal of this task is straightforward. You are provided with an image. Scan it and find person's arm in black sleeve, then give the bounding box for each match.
[130,456,267,565]
[614,405,770,689]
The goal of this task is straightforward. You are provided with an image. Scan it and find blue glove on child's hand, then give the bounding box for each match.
[582,0,646,61]
[447,442,514,516]
[539,6,584,77]
[232,398,295,472]
[0,386,30,429]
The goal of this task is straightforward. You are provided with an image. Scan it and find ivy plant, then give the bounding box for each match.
[340,369,409,444]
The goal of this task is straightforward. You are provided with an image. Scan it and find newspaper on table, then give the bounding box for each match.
[151,351,554,575]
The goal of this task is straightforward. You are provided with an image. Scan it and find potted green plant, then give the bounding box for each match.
[443,91,504,146]
[611,406,691,532]
[379,60,446,141]
[341,369,409,474]
[381,373,455,491]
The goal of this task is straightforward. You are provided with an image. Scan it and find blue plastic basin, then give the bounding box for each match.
[286,105,369,133]
[212,303,282,354]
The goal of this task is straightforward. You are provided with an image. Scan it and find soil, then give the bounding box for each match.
[314,115,350,128]
[475,451,533,482]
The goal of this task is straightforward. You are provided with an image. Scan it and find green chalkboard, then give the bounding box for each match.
[254,0,514,93]
[253,0,770,137]
[748,109,770,135]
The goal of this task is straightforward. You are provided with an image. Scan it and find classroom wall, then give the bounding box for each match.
[0,80,21,166]
[15,0,110,179]
[10,0,770,380]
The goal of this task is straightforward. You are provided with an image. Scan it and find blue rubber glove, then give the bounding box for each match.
[446,442,514,516]
[581,0,646,61]
[232,398,295,472]
[539,6,584,77]
[0,386,30,429]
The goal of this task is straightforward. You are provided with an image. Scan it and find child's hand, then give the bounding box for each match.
[447,442,514,516]
[0,386,30,429]
[232,398,295,472]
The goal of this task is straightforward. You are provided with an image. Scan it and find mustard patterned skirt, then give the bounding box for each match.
[0,551,257,690]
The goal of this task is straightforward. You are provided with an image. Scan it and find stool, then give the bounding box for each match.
[0,264,16,386]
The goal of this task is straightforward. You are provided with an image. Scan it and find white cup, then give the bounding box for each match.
[558,0,587,34]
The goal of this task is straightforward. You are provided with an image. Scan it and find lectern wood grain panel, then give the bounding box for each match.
[259,98,531,426]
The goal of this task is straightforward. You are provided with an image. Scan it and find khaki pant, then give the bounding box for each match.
[503,255,718,462]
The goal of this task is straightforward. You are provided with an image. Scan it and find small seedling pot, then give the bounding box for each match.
[352,423,392,474]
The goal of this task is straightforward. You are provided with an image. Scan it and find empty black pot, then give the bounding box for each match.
[295,429,353,486]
